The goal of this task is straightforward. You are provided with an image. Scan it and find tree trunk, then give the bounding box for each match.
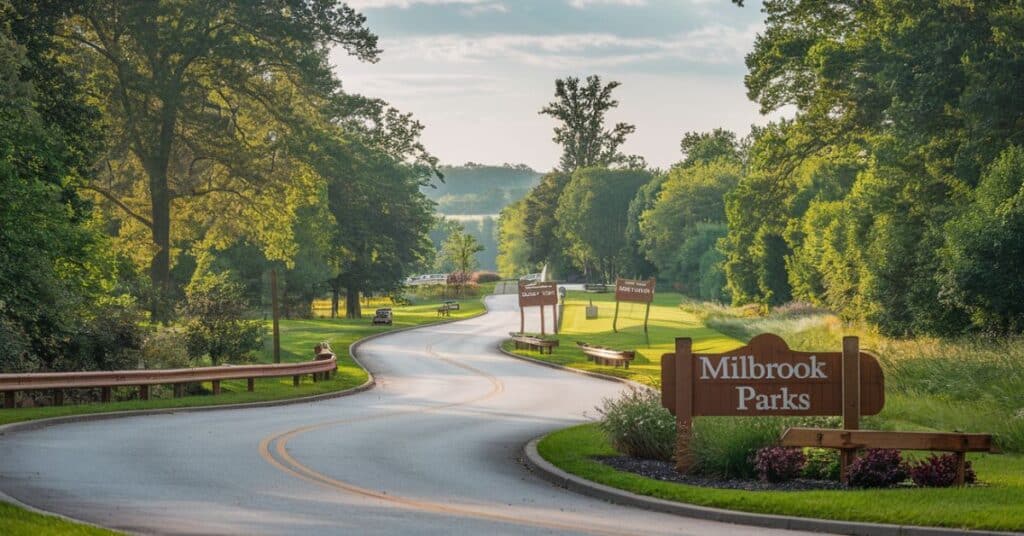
[345,286,362,319]
[331,286,340,318]
[146,156,172,323]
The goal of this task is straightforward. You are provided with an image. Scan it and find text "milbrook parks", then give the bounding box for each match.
[698,354,829,412]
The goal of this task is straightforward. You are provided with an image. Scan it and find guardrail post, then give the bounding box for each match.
[139,385,149,401]
[101,387,111,403]
[293,375,300,387]
[247,378,254,392]
[173,383,183,398]
[311,372,318,383]
[4,392,14,409]
[53,389,63,406]
[212,380,221,395]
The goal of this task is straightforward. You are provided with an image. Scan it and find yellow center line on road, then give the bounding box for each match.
[256,326,628,535]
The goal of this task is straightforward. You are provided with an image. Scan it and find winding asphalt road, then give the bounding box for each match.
[0,295,811,535]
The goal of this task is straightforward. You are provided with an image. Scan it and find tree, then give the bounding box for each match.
[640,160,741,294]
[439,229,483,296]
[496,198,534,278]
[539,75,637,172]
[679,129,741,167]
[1,3,143,374]
[940,146,1024,332]
[183,271,263,366]
[555,167,653,282]
[60,1,380,319]
[523,171,576,279]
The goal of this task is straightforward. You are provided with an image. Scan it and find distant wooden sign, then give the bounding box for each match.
[518,281,559,335]
[612,277,655,333]
[615,278,655,303]
[518,281,558,308]
[662,333,885,472]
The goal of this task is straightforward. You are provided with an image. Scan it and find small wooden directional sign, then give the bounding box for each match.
[612,277,655,333]
[518,281,559,335]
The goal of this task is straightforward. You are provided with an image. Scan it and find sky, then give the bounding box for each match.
[330,0,778,172]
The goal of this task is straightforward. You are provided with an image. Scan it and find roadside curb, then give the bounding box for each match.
[521,437,1017,536]
[496,343,653,392]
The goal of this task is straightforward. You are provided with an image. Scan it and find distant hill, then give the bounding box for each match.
[422,163,542,215]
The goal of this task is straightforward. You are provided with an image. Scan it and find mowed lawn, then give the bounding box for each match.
[541,424,1024,532]
[507,290,1024,532]
[0,298,484,427]
[504,289,741,384]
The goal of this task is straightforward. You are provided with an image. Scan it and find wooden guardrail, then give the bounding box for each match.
[576,342,635,368]
[0,355,337,409]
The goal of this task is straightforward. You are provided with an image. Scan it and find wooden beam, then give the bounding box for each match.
[780,428,994,452]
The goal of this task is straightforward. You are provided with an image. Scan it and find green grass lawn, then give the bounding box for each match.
[503,290,742,384]
[540,423,1024,532]
[0,298,484,428]
[0,503,117,536]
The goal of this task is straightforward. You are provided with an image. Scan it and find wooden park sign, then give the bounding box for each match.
[612,277,655,333]
[518,281,559,335]
[661,334,884,476]
[660,332,994,485]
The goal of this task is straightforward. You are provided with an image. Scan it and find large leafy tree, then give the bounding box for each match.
[555,167,653,282]
[1,3,141,373]
[539,75,637,172]
[60,1,380,319]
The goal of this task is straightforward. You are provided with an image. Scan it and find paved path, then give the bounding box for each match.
[0,295,813,535]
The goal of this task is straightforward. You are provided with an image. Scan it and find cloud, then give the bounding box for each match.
[461,3,508,15]
[566,0,647,8]
[378,24,760,69]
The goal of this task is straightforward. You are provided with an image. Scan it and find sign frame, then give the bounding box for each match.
[661,333,884,473]
[517,281,559,335]
[612,277,655,333]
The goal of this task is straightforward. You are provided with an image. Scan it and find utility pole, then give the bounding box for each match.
[271,268,281,364]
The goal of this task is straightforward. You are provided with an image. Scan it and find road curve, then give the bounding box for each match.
[0,295,814,535]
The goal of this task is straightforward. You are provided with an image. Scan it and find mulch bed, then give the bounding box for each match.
[595,455,846,492]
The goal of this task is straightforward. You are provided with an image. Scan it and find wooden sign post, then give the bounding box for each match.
[661,333,885,475]
[613,277,655,333]
[518,281,559,335]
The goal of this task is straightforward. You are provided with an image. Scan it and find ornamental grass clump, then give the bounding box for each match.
[689,417,782,478]
[597,388,675,461]
[909,454,976,487]
[848,449,908,488]
[753,447,805,482]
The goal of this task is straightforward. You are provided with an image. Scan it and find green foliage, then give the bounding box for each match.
[689,417,782,479]
[423,163,540,214]
[439,228,484,278]
[183,272,263,365]
[556,167,653,282]
[940,146,1024,332]
[596,388,676,461]
[679,128,742,167]
[801,447,840,481]
[496,198,535,277]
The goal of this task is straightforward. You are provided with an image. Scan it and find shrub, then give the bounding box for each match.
[596,388,676,461]
[139,329,191,369]
[689,417,781,478]
[184,271,264,365]
[909,454,976,487]
[472,271,501,283]
[754,446,805,482]
[802,447,841,481]
[848,449,908,488]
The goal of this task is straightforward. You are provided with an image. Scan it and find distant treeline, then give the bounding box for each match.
[422,163,541,215]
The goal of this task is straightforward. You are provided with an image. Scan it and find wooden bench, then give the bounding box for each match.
[583,283,609,293]
[437,302,457,317]
[577,342,635,368]
[780,427,996,486]
[509,333,560,354]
